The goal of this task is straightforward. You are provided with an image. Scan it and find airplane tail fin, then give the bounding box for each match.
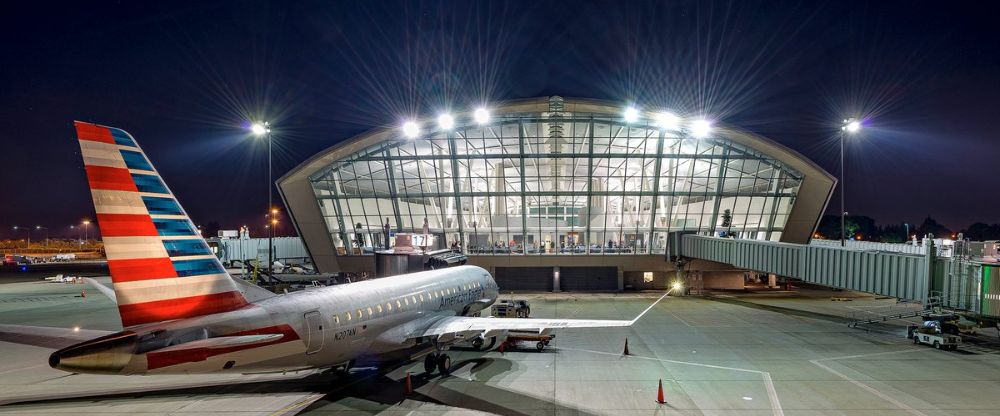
[74,121,250,328]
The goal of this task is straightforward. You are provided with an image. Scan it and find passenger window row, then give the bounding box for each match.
[330,282,484,325]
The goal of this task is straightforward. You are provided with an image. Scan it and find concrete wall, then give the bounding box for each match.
[702,271,745,290]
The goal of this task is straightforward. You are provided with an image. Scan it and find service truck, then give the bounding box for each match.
[909,320,961,350]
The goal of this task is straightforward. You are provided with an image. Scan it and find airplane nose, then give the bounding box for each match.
[49,331,138,375]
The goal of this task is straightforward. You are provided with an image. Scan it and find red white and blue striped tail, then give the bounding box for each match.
[74,121,250,328]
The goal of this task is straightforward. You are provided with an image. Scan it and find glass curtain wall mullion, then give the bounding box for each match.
[618,132,631,254]
[531,123,544,254]
[708,146,731,236]
[343,162,363,253]
[765,168,784,240]
[383,148,404,235]
[728,158,748,238]
[679,139,697,233]
[446,132,465,251]
[649,129,665,253]
[327,172,348,254]
[365,157,389,250]
[584,118,595,254]
[741,160,762,238]
[517,119,530,255]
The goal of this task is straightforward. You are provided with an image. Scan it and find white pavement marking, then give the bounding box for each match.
[561,346,784,416]
[268,392,327,416]
[0,364,44,376]
[810,349,928,416]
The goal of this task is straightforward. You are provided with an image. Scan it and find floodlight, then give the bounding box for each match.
[402,121,420,138]
[437,113,455,130]
[473,107,490,124]
[842,118,861,133]
[251,122,268,136]
[623,106,640,123]
[690,119,712,138]
[672,281,683,291]
[654,111,681,131]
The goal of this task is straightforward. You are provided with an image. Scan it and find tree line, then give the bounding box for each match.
[815,215,1000,243]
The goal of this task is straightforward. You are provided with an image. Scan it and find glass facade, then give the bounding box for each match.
[309,113,802,257]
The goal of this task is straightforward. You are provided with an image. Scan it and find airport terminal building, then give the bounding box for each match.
[278,97,835,290]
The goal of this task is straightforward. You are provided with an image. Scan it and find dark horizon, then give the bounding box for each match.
[2,1,999,239]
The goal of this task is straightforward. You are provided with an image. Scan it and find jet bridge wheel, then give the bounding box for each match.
[424,353,438,374]
[437,353,452,374]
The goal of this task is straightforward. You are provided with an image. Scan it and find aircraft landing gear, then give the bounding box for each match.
[423,352,452,375]
[437,353,452,374]
[424,353,437,374]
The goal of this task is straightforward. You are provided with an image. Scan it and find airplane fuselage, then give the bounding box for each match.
[50,265,499,375]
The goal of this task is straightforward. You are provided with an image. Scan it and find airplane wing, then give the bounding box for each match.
[411,291,670,342]
[0,324,115,349]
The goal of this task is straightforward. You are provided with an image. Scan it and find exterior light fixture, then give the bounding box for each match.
[690,119,712,138]
[473,107,490,124]
[842,118,861,133]
[654,111,681,131]
[623,106,640,123]
[437,113,455,130]
[251,122,269,136]
[402,121,420,138]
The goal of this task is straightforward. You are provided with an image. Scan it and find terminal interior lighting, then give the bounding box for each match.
[437,113,455,130]
[402,121,420,139]
[473,107,490,124]
[654,111,681,131]
[690,119,712,138]
[623,106,640,123]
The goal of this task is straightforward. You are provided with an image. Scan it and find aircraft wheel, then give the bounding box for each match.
[424,353,438,374]
[437,354,452,374]
[484,336,497,350]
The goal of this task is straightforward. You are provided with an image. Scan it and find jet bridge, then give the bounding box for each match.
[680,234,932,303]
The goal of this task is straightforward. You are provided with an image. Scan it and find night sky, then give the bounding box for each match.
[2,1,999,239]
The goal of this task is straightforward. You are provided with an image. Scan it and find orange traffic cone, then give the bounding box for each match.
[623,338,630,355]
[656,379,665,404]
[404,371,413,396]
[80,289,86,298]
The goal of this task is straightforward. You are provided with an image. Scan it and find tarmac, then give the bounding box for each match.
[2,275,1000,415]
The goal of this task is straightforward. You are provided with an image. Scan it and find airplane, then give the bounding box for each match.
[1,121,673,377]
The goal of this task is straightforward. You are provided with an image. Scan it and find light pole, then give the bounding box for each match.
[82,220,91,246]
[36,225,48,248]
[251,122,273,276]
[839,118,861,247]
[12,226,29,249]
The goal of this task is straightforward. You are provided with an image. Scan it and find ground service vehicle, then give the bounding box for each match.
[910,321,961,350]
[492,299,531,317]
